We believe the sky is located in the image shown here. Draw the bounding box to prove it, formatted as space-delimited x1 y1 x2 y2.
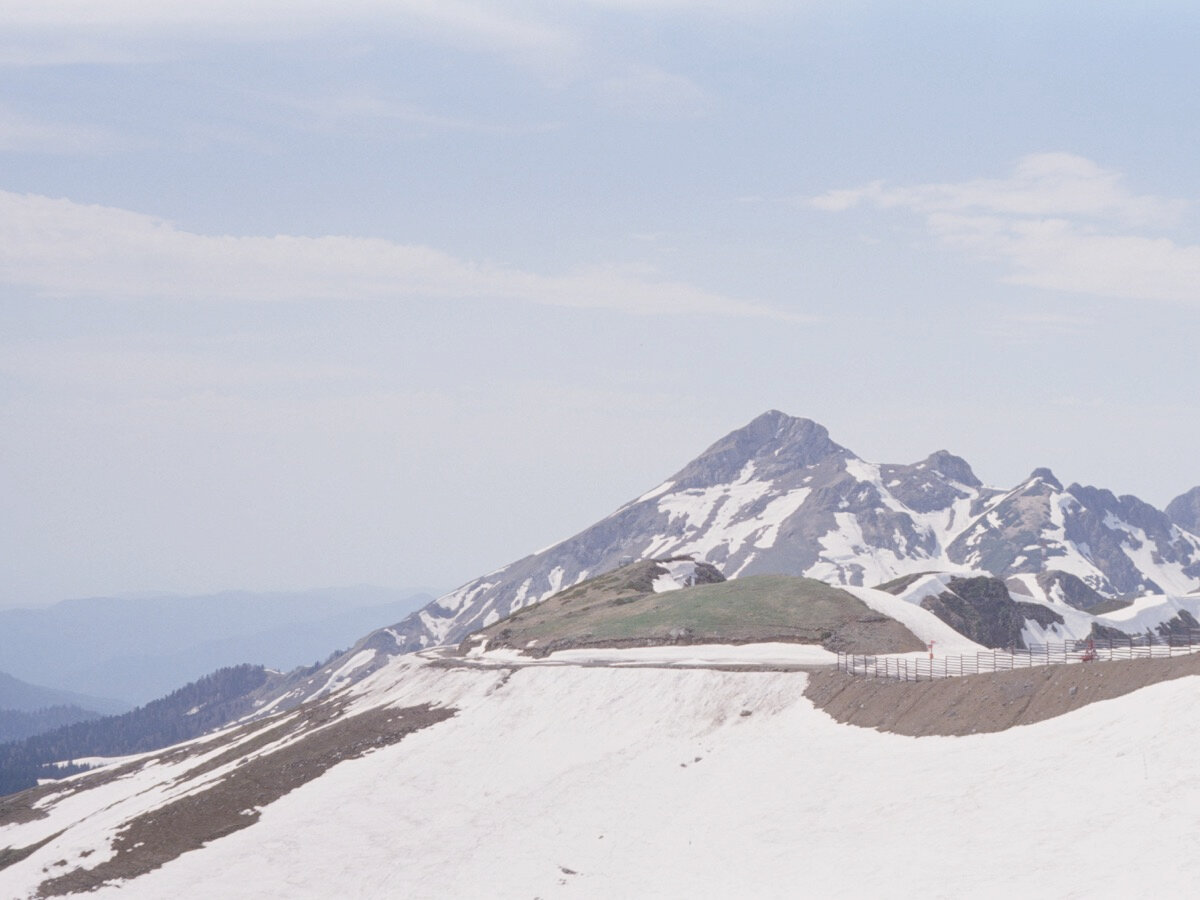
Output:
2 1 1200 607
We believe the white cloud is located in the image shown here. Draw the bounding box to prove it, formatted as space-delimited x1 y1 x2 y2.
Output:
0 2 726 125
0 190 798 321
810 153 1183 225
809 153 1200 305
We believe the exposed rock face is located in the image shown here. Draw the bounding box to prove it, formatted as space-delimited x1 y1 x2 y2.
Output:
1167 487 1200 534
669 410 849 487
1060 484 1200 594
947 470 1062 576
879 450 982 514
1155 609 1200 637
918 576 1064 650
1033 570 1108 611
333 411 1199 665
947 473 1200 595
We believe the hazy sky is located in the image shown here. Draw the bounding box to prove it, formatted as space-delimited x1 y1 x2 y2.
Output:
3 2 1199 606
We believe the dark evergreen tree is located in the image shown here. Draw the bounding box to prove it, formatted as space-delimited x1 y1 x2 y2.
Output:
0 665 269 797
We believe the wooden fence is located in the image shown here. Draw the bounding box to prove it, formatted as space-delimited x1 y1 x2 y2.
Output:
837 629 1200 682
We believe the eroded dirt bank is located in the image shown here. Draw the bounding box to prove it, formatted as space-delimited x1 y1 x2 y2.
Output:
805 652 1200 736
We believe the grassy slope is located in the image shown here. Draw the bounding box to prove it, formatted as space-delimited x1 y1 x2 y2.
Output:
476 572 925 656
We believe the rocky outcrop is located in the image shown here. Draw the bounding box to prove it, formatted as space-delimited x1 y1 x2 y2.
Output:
1033 570 1108 611
918 576 1064 649
1167 487 1200 535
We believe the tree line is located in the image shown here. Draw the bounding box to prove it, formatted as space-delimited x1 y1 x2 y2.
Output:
0 664 269 796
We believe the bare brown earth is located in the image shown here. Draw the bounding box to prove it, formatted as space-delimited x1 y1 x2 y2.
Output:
0 756 159 831
805 652 1200 737
2 700 454 898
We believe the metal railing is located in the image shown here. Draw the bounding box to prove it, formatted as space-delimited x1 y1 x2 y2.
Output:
837 629 1200 682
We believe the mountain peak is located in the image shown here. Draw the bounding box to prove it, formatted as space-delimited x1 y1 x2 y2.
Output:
921 450 982 488
1028 467 1063 490
671 411 847 488
1167 486 1200 533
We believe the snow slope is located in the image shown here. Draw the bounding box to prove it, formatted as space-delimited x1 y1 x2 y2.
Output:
462 643 839 667
6 654 1200 899
841 583 988 654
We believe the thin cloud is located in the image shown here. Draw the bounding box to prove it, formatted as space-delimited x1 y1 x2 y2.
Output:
0 2 726 128
597 64 711 120
809 153 1183 225
273 91 557 137
0 190 801 322
576 0 784 14
0 1 572 68
0 104 129 153
0 340 371 394
983 310 1092 343
809 153 1200 305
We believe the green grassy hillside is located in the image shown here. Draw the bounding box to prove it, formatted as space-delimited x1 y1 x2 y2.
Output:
469 567 924 657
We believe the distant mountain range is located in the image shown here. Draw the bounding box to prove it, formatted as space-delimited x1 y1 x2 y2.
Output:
0 706 103 746
0 664 280 796
0 671 126 744
0 671 127 717
0 586 434 705
355 410 1200 658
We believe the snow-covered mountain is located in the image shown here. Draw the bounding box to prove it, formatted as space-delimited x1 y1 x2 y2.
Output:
948 470 1200 596
373 410 1200 656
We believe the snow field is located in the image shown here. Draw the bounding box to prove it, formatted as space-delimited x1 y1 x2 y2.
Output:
0 707 310 892
842 583 987 654
42 657 1200 900
643 462 813 566
461 642 839 667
